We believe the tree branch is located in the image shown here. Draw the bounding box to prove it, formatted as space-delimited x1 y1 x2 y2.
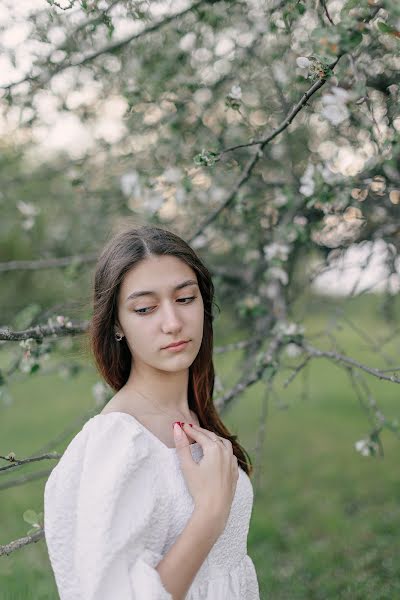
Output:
0 321 89 341
0 452 61 474
301 341 400 384
0 253 98 272
1 0 206 91
0 528 44 557
0 468 54 491
189 57 341 243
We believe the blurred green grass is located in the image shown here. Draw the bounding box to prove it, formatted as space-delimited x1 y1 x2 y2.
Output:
0 292 399 599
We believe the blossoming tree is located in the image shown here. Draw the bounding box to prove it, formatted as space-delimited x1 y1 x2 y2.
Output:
0 0 399 559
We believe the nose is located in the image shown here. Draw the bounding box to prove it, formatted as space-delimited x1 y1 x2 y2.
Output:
160 301 184 333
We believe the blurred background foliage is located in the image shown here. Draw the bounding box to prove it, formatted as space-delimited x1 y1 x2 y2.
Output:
0 0 399 597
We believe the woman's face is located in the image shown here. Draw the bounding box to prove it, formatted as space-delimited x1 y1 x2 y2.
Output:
116 255 204 372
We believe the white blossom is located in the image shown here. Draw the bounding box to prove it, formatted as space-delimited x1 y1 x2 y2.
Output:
263 242 291 261
317 163 342 184
321 103 349 126
285 343 302 357
299 182 314 196
320 87 354 126
19 338 35 350
296 56 311 79
120 171 140 197
330 87 352 102
17 200 40 217
354 439 371 456
162 167 181 183
294 215 308 227
228 84 242 100
273 190 288 207
275 321 305 336
267 266 289 285
354 438 379 457
296 56 310 69
283 322 304 335
17 200 40 230
259 281 280 299
299 163 315 197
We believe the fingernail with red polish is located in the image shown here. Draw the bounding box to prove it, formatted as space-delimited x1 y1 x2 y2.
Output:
189 423 193 427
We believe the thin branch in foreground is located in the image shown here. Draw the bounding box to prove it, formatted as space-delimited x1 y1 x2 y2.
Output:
215 56 342 160
0 452 61 474
0 320 89 341
301 342 400 384
282 355 312 388
337 309 397 367
0 529 44 557
321 0 335 25
0 468 53 491
1 0 205 92
189 57 341 243
0 252 98 272
215 331 286 412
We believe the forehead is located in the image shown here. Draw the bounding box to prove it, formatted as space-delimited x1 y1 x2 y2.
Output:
120 255 197 295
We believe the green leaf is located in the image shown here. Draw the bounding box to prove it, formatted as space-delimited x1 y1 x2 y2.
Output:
23 509 39 526
182 175 192 193
377 21 400 38
296 2 306 15
339 0 359 17
193 150 218 167
340 30 363 51
377 21 392 34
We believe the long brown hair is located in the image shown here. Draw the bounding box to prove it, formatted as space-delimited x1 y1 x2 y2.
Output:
88 224 253 477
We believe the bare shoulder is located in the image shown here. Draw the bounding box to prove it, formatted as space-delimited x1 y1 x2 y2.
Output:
99 405 117 416
99 392 154 420
99 392 131 416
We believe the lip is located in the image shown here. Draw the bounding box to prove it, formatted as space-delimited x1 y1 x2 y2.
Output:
163 340 189 350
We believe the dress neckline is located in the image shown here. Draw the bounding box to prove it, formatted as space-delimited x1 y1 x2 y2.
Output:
94 411 200 452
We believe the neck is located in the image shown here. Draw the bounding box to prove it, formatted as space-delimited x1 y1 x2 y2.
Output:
123 365 191 415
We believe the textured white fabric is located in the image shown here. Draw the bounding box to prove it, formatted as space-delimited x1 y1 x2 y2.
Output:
44 412 260 599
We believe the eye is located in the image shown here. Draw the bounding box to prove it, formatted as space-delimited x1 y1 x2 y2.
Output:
134 296 196 315
177 296 196 304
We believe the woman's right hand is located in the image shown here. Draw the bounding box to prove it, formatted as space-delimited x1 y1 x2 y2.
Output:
173 422 239 533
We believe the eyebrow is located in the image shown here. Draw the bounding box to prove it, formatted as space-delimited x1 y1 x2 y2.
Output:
125 279 199 302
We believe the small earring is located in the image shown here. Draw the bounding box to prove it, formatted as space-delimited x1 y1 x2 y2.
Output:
115 332 124 341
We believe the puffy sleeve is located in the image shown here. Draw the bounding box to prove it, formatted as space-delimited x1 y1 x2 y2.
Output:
44 414 173 600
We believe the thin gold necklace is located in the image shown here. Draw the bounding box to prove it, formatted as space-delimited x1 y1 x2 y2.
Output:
132 387 191 423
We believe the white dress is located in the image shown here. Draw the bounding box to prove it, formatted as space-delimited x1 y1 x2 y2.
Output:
44 411 261 600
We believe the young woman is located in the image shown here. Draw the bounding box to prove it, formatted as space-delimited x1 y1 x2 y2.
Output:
44 224 260 599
